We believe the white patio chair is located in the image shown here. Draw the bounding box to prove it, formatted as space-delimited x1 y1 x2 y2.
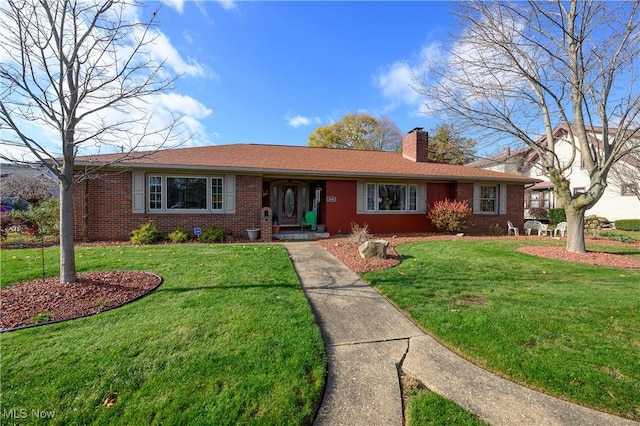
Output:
554 221 567 237
539 223 549 236
507 221 519 236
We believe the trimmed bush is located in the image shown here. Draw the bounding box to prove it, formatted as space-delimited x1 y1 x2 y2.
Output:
130 223 163 245
168 229 191 243
200 225 226 243
615 219 640 231
548 208 566 225
428 199 473 233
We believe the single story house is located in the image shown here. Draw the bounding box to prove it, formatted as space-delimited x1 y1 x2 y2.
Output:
72 128 536 241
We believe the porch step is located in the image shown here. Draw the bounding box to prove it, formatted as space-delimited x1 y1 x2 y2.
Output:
272 232 330 241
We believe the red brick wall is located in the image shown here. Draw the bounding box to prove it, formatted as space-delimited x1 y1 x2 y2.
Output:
456 183 524 234
73 172 262 241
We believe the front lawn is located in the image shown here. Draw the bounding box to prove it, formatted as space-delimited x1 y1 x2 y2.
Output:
1 244 326 425
364 239 640 420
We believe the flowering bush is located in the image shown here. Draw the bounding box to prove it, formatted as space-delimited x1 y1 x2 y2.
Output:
428 199 473 233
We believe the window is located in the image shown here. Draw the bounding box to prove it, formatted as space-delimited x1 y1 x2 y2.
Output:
149 176 162 210
147 175 230 212
573 187 586 196
621 183 637 196
211 178 224 210
167 177 206 209
473 183 507 215
378 184 406 210
526 190 550 209
361 182 423 213
478 185 497 213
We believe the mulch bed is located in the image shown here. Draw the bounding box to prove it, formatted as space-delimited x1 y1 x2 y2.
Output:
0 271 162 331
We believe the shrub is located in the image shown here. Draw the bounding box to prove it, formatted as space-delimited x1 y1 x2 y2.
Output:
200 225 226 243
348 222 371 246
527 208 549 221
6 197 59 236
615 219 640 231
599 231 636 244
130 223 163 245
168 228 191 243
548 208 566 225
488 222 504 236
428 199 473 233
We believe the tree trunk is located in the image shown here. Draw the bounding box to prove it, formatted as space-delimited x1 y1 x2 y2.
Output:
59 183 77 283
565 205 586 254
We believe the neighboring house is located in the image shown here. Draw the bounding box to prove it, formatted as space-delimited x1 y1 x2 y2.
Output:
72 128 536 242
469 124 640 221
0 162 58 209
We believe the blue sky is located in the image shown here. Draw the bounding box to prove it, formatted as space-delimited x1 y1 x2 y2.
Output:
150 0 455 147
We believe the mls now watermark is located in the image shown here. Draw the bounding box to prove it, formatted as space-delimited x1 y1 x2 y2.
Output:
3 407 56 420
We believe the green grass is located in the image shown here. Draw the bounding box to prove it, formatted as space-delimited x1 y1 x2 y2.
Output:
364 239 640 420
405 391 488 426
1 244 326 425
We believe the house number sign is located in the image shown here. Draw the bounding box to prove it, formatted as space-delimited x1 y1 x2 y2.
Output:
326 196 336 202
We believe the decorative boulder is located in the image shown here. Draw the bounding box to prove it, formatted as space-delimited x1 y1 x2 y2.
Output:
358 239 389 259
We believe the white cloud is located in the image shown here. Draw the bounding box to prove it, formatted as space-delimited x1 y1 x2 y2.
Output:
374 42 443 114
287 114 320 128
162 0 185 13
216 0 237 11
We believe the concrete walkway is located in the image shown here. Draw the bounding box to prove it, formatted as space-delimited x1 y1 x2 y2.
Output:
285 241 637 426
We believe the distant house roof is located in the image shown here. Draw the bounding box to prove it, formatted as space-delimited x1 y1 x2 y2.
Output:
75 143 537 183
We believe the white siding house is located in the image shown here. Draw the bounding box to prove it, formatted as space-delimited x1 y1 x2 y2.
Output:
469 126 640 222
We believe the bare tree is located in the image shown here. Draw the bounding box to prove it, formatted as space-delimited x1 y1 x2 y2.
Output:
415 0 640 253
0 173 57 207
0 0 184 282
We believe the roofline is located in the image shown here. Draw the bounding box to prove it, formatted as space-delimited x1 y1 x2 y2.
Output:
73 160 539 184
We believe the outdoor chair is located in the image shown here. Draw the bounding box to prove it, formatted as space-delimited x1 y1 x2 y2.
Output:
538 223 549 236
554 221 567 237
301 211 317 231
507 221 519 236
524 220 542 235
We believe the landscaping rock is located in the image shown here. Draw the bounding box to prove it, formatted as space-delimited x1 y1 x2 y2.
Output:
358 239 389 259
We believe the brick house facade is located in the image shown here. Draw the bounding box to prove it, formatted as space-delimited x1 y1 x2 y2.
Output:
73 128 536 242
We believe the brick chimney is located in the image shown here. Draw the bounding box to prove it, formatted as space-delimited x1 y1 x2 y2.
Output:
402 127 429 162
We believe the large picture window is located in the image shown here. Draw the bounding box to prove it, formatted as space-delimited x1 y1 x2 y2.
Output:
167 177 207 209
147 175 227 212
364 183 419 212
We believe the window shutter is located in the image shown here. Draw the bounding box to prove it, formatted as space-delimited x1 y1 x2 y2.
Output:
356 182 365 213
499 184 507 214
132 172 145 213
418 184 427 213
224 175 236 213
472 184 480 213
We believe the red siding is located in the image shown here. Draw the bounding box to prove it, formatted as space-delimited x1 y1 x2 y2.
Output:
324 180 432 235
